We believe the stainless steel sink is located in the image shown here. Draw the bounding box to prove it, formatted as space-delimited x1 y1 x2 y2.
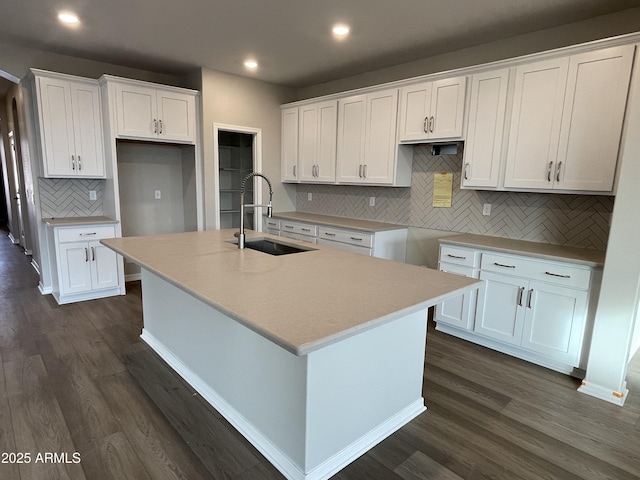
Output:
231 238 315 256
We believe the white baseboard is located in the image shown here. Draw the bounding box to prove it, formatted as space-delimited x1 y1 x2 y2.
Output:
141 330 425 480
31 259 41 276
38 282 52 295
8 232 18 244
578 380 628 406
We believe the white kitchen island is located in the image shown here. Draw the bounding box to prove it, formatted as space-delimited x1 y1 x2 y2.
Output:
102 229 479 480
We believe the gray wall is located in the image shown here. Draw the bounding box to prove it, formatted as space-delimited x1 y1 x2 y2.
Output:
199 68 296 229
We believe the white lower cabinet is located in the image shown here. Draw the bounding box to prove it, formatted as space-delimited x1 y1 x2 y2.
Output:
49 224 122 304
436 242 598 375
435 245 479 330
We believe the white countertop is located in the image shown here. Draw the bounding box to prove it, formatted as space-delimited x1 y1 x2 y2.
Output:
102 229 479 355
270 212 406 232
43 216 118 227
439 233 606 267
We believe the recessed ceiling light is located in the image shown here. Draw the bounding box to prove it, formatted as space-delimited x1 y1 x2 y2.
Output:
244 60 258 69
58 11 79 24
332 24 350 37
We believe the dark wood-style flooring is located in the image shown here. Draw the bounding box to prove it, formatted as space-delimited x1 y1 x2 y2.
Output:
1 225 639 480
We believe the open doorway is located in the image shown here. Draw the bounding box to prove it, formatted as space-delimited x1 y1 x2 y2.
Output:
213 124 262 230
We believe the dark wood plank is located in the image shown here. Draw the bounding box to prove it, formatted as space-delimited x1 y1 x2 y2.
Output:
80 431 152 480
394 450 465 480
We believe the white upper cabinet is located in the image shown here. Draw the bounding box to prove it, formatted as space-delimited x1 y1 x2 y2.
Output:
555 45 635 192
336 89 411 186
504 57 569 190
398 76 466 143
109 79 197 144
462 69 510 189
298 100 337 183
504 45 634 193
281 107 299 182
34 71 105 178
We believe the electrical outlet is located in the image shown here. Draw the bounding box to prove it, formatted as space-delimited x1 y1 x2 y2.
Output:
483 203 491 216
155 190 162 200
89 190 97 201
369 196 375 207
308 192 312 201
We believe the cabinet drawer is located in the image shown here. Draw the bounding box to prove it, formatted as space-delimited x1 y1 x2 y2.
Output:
280 220 317 237
263 218 281 230
481 252 591 289
57 225 116 243
438 262 478 279
318 227 373 248
439 245 479 267
280 231 318 244
264 228 280 236
317 238 371 256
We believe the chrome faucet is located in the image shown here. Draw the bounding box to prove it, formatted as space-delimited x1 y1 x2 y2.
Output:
236 172 273 249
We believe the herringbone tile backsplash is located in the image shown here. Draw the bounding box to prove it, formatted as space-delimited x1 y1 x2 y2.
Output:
297 145 613 250
39 178 105 218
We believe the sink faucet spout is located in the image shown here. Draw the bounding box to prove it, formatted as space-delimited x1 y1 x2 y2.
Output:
237 172 273 249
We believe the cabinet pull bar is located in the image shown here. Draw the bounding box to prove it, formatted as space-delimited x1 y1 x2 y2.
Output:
324 232 336 237
423 116 429 133
527 289 533 308
302 228 311 232
464 163 469 181
447 254 466 259
494 262 516 268
78 156 82 171
350 237 363 241
359 165 363 178
79 232 97 236
159 119 163 134
71 155 75 170
84 247 89 262
547 161 553 182
153 119 158 133
91 247 95 262
430 116 434 133
556 161 562 182
363 164 367 178
517 286 525 306
284 225 294 229
545 271 571 279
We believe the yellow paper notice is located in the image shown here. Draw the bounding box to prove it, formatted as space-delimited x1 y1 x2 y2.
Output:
433 173 453 207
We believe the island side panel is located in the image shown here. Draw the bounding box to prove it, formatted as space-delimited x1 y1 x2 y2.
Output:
139 269 309 476
305 309 428 474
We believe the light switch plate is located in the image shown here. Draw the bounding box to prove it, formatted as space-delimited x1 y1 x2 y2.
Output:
308 192 312 201
89 190 97 201
483 203 491 216
369 196 375 207
155 190 162 200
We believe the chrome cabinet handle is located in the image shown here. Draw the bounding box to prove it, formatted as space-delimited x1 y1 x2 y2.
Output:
293 165 296 177
159 119 163 134
284 225 294 229
430 116 434 133
359 165 363 178
556 161 562 182
324 232 336 237
545 271 571 279
363 164 367 178
84 247 89 262
350 236 363 241
494 262 516 269
464 163 469 181
547 161 553 182
153 119 158 133
79 232 97 236
313 165 317 177
302 228 311 232
72 155 75 170
517 286 525 306
78 156 82 171
527 289 533 308
423 116 429 133
91 246 95 261
447 254 466 260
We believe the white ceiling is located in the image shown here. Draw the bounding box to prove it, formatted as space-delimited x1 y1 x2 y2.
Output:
0 0 639 92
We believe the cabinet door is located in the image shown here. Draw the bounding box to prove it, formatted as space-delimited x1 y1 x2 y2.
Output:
157 91 196 143
37 77 76 176
71 82 105 177
555 45 634 192
462 69 509 188
435 263 477 330
115 83 158 139
89 241 119 290
475 271 525 345
521 281 588 365
398 82 432 142
315 101 337 182
298 104 319 182
504 58 568 189
58 242 92 295
281 107 299 182
336 95 367 183
362 89 398 184
430 77 466 140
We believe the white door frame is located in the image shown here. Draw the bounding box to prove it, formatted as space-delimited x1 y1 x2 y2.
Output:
213 123 263 231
